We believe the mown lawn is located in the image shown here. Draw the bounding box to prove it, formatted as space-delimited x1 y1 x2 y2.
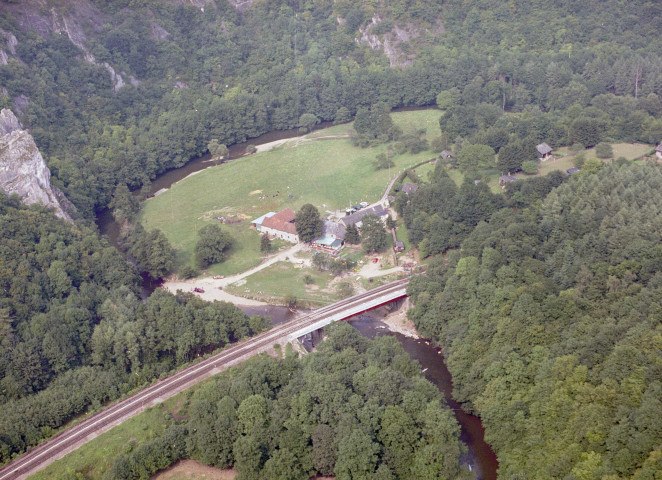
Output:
223 262 338 307
140 110 442 274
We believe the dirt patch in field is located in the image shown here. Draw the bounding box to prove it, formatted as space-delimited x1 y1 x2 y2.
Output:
249 190 262 195
151 460 237 480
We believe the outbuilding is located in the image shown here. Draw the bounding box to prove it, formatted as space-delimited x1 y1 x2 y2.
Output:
499 175 519 188
536 143 553 160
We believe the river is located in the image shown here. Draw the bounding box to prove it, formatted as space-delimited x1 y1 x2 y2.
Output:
96 105 497 479
232 304 498 480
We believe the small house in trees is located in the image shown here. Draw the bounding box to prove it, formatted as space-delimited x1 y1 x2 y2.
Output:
566 167 580 175
260 208 299 243
656 144 662 159
440 150 454 159
402 183 419 195
536 143 553 160
499 175 519 188
394 240 405 253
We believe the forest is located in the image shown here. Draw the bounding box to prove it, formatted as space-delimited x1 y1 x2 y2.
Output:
405 163 662 478
0 0 662 477
0 0 660 216
104 323 471 480
0 192 268 463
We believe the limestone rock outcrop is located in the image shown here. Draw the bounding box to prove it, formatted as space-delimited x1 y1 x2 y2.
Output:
0 109 73 222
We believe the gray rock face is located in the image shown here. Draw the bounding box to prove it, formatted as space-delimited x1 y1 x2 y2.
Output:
0 109 73 222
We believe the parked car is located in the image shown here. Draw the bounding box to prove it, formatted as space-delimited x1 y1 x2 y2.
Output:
193 287 205 293
372 258 379 263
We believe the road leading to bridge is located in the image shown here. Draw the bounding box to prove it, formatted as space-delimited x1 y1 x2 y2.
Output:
0 278 409 480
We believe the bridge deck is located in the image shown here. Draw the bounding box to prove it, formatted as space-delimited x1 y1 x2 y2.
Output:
0 278 410 480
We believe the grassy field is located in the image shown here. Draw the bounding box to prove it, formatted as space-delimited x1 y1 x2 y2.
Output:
224 261 338 306
30 401 177 479
140 110 442 274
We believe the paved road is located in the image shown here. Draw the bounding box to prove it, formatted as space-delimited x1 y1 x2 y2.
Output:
0 278 409 480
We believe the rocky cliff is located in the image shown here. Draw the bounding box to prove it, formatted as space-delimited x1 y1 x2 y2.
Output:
0 109 73 222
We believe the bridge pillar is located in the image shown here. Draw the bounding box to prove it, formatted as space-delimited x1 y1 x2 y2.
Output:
298 327 325 352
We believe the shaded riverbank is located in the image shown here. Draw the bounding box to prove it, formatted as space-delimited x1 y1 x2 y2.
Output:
349 308 498 480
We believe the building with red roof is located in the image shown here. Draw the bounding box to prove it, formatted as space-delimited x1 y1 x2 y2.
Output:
260 208 299 243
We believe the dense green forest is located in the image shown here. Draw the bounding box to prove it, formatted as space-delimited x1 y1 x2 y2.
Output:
1 0 661 215
405 163 662 478
2 0 662 476
104 323 471 480
0 192 267 463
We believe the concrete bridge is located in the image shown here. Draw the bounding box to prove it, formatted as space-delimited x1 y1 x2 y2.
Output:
0 277 410 480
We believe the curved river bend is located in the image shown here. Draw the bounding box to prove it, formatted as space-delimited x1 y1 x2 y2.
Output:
96 108 498 479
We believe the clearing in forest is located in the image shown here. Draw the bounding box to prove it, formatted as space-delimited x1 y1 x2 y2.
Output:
140 110 441 275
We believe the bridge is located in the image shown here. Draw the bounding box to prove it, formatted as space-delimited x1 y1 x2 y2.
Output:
0 278 410 480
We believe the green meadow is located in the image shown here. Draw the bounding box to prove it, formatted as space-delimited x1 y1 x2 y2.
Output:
140 110 441 274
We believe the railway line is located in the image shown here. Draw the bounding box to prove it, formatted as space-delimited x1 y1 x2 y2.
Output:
0 278 409 480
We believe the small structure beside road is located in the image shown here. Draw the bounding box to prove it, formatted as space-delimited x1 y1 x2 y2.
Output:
341 204 388 228
402 182 419 195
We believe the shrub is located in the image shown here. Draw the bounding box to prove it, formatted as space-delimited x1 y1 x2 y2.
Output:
179 265 198 279
595 142 614 159
521 160 539 175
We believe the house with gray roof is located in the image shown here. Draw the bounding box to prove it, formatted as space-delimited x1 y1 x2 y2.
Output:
656 144 662 159
402 183 419 195
340 204 387 228
537 142 553 160
499 175 519 188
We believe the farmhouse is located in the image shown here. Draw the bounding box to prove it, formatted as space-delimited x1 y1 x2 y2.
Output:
312 220 346 255
499 175 519 188
260 208 299 243
394 240 405 253
537 143 553 160
440 150 454 159
341 205 388 228
402 183 419 195
251 211 276 232
656 144 662 159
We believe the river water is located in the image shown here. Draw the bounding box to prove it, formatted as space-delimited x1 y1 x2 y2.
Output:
234 305 498 480
96 105 497 479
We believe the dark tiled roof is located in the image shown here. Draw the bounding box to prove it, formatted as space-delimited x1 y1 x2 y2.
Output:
440 150 454 158
340 205 387 227
499 175 519 182
566 167 580 174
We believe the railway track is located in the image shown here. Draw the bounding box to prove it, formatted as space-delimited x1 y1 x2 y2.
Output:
0 278 409 480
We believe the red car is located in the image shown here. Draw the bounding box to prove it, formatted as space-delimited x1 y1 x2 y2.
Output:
372 258 379 263
193 287 205 293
